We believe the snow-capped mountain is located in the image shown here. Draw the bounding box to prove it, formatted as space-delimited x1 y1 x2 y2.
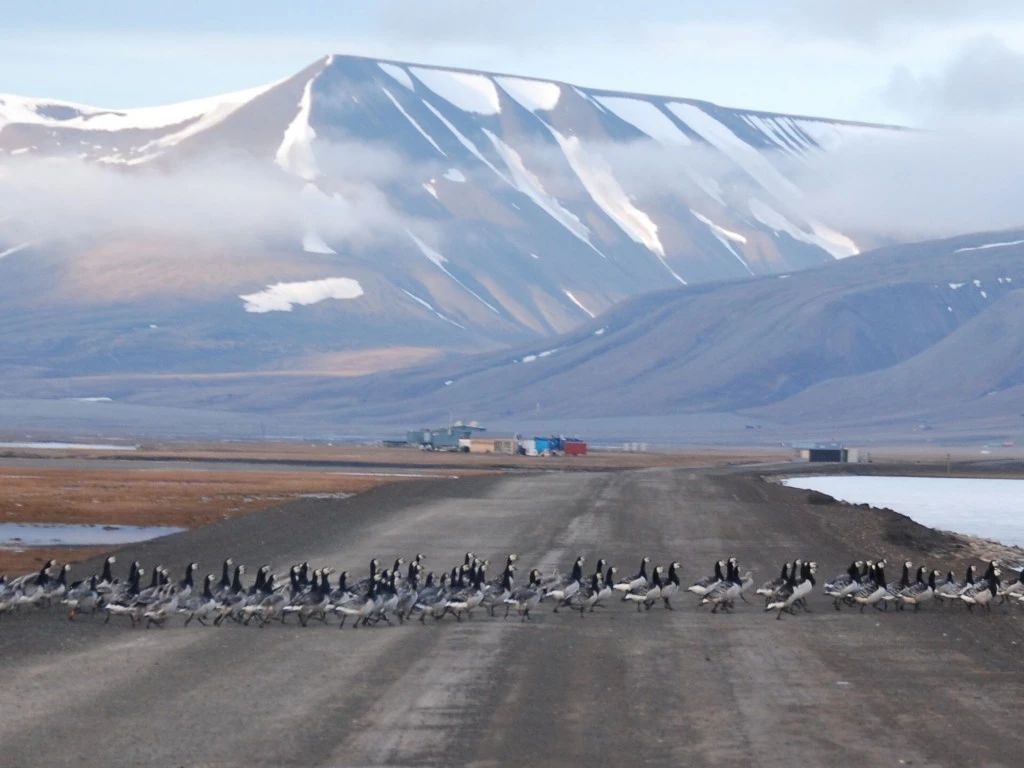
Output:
0 54 892 385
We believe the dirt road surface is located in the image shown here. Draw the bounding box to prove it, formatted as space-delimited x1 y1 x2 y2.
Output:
1 467 1022 767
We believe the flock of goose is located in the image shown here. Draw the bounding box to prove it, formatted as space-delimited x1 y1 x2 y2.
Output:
0 553 1020 629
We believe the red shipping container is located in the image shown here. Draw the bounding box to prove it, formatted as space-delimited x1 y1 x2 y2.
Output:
563 440 587 456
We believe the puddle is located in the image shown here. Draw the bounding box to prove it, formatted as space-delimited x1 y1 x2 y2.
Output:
0 522 185 548
0 441 138 451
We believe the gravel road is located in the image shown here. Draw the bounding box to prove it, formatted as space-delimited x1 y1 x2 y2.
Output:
1 467 1022 767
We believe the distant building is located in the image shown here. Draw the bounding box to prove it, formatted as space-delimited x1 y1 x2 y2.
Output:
794 442 859 463
519 436 588 456
459 436 518 455
407 423 486 450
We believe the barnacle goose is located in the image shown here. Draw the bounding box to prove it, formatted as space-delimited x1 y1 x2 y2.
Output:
898 569 938 611
823 560 864 610
613 557 650 595
688 560 726 599
504 569 543 621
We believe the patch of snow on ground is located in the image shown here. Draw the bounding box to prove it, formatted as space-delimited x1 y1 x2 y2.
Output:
749 199 858 259
411 68 501 115
522 348 561 364
421 101 510 183
563 289 596 318
973 279 982 287
69 397 113 402
0 441 137 451
594 327 606 335
275 74 321 180
668 102 801 200
408 233 500 315
0 242 30 260
782 475 1024 547
595 96 692 145
548 127 684 283
381 87 447 156
443 168 466 182
422 181 438 198
949 282 965 290
495 76 561 111
240 277 364 313
378 62 415 90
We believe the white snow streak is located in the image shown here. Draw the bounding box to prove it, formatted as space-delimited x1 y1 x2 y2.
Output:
0 242 30 260
749 199 858 259
408 232 500 315
954 239 1024 253
378 62 414 90
240 277 364 313
668 102 801 200
563 289 596 318
381 87 447 157
496 77 562 112
411 68 501 115
275 75 321 180
595 97 692 145
443 168 466 182
548 126 684 284
690 210 753 275
482 129 598 251
400 289 466 329
421 101 510 184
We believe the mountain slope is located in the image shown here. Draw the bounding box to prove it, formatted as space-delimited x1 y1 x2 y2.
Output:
256 230 1024 432
0 54 893 385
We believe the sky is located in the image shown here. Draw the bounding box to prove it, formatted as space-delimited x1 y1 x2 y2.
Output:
4 1 1024 124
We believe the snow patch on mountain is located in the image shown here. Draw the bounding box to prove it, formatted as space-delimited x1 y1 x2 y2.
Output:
483 128 594 246
408 232 501 315
595 97 692 145
548 126 684 282
381 87 447 157
691 210 753 274
954 239 1024 253
0 242 30 260
496 77 561 112
275 74 321 180
563 289 596 318
400 288 466 329
443 168 466 182
421 101 509 184
378 62 414 90
668 102 801 200
302 232 336 254
749 199 858 259
240 277 364 313
411 68 501 115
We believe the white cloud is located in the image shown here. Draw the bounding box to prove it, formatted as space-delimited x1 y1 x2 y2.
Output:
0 142 431 252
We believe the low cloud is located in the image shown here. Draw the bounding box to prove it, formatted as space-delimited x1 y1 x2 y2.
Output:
784 120 1024 241
0 141 434 252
